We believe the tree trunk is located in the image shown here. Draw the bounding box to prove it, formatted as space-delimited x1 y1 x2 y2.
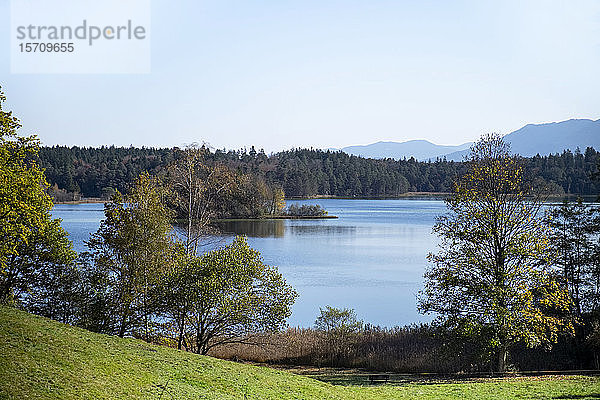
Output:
118 319 127 338
144 305 149 342
0 284 10 304
177 315 185 350
118 302 130 337
497 346 507 373
1 265 16 304
195 323 202 354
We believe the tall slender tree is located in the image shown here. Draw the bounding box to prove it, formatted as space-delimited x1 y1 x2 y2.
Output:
165 145 234 255
546 199 600 317
269 186 286 215
87 173 176 339
546 198 600 368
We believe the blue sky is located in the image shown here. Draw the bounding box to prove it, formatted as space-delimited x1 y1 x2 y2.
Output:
1 0 600 152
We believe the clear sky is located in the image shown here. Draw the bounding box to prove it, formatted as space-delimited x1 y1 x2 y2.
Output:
1 0 599 152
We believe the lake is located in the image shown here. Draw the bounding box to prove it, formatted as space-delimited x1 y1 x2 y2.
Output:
51 199 445 327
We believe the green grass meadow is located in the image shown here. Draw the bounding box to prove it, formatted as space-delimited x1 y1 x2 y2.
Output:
1 306 598 399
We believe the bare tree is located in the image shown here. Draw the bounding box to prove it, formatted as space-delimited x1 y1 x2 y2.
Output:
165 144 234 255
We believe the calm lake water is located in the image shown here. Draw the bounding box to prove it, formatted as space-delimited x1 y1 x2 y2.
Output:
51 199 445 327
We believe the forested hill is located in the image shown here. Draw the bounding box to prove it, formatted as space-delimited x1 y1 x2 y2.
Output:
39 146 175 198
38 145 600 199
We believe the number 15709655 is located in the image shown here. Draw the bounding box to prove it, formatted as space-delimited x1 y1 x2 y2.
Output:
19 42 74 52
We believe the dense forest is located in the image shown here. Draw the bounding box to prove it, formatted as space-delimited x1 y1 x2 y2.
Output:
38 145 600 199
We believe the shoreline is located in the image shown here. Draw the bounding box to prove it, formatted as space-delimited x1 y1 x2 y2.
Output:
53 192 447 205
53 192 599 205
53 198 105 205
287 192 450 200
214 215 338 221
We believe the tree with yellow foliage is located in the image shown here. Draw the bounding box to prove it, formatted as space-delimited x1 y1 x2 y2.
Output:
419 133 574 372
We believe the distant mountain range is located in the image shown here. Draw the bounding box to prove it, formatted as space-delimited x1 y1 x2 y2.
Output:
340 140 472 161
337 118 600 161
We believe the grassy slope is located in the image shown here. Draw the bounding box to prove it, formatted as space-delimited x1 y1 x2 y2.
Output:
1 306 599 400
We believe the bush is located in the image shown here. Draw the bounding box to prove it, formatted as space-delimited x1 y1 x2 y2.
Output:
284 204 327 217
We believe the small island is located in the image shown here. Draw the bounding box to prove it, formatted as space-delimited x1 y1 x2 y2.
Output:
216 204 337 221
264 203 337 219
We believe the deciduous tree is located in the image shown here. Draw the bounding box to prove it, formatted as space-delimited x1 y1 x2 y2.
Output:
314 306 363 365
0 87 76 304
165 144 234 254
269 186 286 215
87 173 176 339
182 236 297 354
419 133 574 372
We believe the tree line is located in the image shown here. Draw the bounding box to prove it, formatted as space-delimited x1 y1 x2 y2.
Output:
39 144 600 200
